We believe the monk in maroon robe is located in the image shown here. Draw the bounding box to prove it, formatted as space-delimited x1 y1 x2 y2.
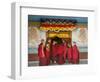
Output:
51 41 57 64
67 44 73 63
62 40 68 63
72 42 79 64
57 44 65 64
38 39 47 66
46 39 52 64
44 43 50 65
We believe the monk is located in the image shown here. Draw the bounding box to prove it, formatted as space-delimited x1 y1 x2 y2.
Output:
38 39 47 66
44 43 50 65
62 39 68 63
57 43 65 65
67 44 73 64
46 39 52 64
51 41 57 64
72 42 80 64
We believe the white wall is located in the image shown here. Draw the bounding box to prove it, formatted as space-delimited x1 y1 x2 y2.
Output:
0 0 100 81
72 28 88 52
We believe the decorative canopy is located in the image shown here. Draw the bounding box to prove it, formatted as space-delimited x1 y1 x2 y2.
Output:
40 18 77 31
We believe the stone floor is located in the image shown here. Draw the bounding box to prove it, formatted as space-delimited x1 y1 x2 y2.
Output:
28 59 88 67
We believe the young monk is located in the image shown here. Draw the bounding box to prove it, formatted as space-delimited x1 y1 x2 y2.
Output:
62 39 68 63
46 39 52 64
51 40 57 64
38 39 47 66
72 42 80 64
44 43 50 65
57 42 65 65
67 43 73 64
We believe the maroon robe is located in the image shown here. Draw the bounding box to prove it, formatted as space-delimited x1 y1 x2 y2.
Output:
57 44 65 64
63 43 68 62
67 47 73 63
45 48 50 65
51 44 58 63
72 45 79 64
38 43 47 66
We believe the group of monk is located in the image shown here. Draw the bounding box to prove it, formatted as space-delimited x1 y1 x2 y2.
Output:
38 38 80 66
